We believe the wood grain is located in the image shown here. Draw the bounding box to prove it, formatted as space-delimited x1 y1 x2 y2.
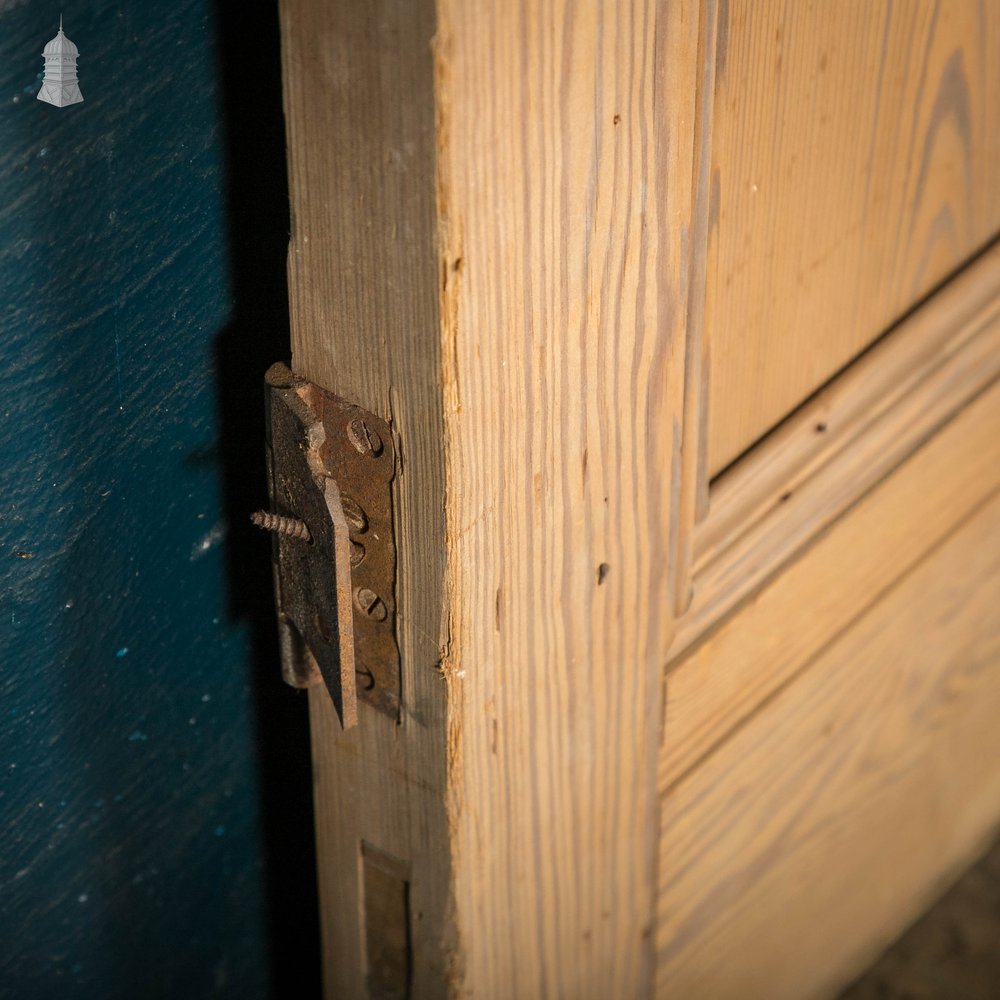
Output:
672 0 721 614
279 0 453 995
434 1 705 994
674 245 1000 657
279 3 1000 995
706 0 1000 475
696 242 1000 576
656 490 1000 999
663 377 1000 793
281 0 711 993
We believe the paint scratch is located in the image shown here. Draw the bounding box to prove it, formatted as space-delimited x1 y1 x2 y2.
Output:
190 521 227 561
114 307 124 412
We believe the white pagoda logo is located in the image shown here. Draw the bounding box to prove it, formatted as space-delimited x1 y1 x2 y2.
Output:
37 17 83 108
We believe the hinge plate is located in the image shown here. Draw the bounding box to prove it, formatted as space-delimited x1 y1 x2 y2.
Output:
262 362 400 727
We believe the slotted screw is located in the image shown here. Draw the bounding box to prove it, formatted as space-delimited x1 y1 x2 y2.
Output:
355 587 388 622
340 496 368 534
251 510 312 543
347 417 383 457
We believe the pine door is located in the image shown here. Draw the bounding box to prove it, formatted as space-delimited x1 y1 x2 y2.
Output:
277 2 1000 996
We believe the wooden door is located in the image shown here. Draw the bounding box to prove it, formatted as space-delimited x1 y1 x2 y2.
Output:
277 1 1000 997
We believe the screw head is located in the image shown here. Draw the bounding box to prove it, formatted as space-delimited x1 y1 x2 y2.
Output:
347 417 383 457
340 496 369 534
355 587 388 622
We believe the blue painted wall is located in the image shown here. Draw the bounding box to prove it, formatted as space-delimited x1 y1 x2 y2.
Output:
0 2 319 996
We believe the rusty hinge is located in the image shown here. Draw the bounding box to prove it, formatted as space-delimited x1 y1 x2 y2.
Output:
254 362 400 728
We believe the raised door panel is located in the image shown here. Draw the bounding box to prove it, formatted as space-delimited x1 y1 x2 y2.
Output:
706 0 1000 475
656 486 1000 998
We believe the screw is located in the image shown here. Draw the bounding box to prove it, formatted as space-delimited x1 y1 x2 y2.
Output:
347 417 383 457
340 496 369 534
251 510 312 543
355 587 388 622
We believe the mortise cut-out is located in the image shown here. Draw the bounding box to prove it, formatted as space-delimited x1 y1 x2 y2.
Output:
362 842 411 1000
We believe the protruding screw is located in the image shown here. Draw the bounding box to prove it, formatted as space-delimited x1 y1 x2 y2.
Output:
251 510 312 543
347 417 383 457
355 587 388 622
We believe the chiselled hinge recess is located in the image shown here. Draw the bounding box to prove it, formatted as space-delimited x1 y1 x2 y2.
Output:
257 362 400 728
